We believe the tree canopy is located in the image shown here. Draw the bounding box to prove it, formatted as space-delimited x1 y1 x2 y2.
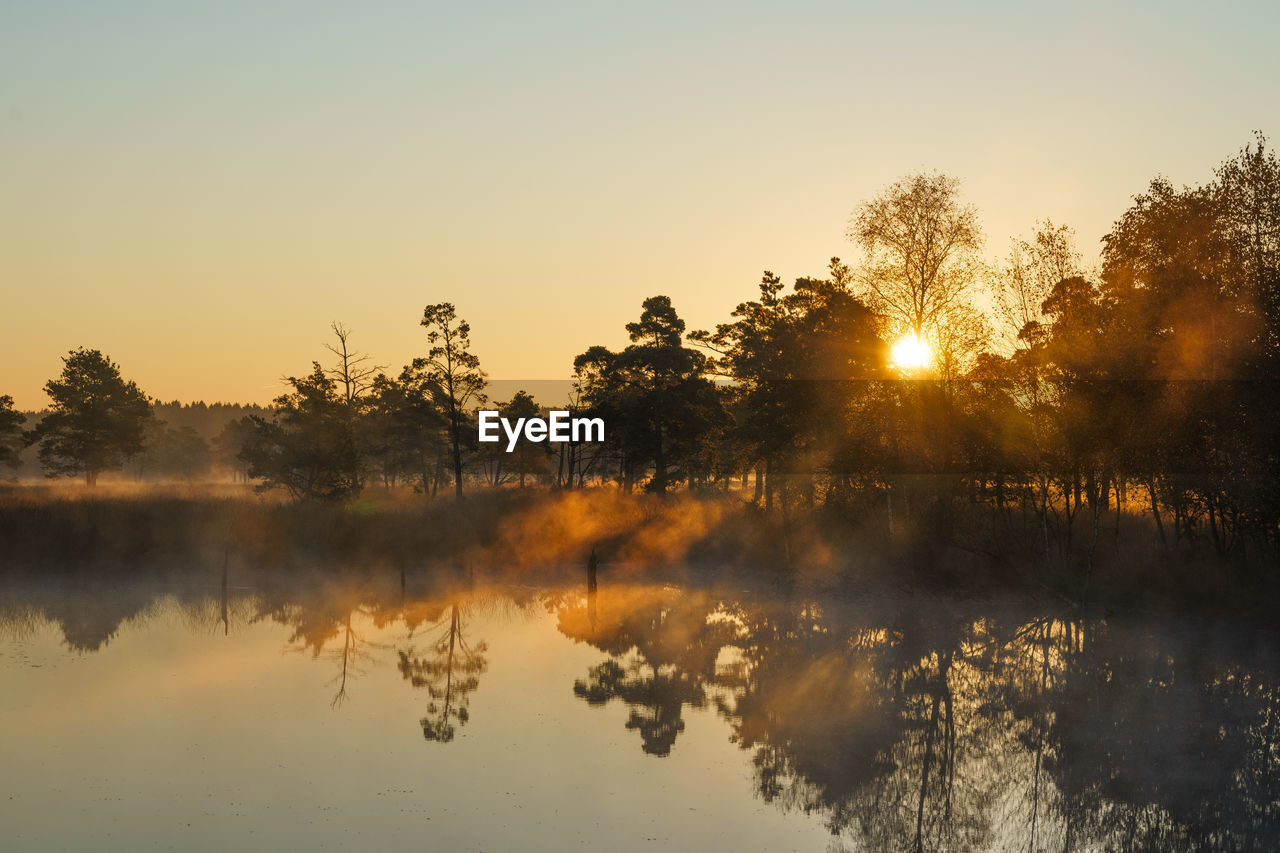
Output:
28 348 152 485
239 363 362 500
0 395 24 472
419 303 487 499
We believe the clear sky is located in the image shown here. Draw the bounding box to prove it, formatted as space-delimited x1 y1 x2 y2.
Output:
3 0 1278 408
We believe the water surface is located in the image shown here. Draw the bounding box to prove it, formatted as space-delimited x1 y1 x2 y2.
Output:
1 565 1277 851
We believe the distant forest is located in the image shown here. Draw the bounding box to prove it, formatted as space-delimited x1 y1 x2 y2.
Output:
4 135 1279 565
3 401 267 482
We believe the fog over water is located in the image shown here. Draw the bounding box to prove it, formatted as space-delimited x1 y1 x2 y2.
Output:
2 559 1276 852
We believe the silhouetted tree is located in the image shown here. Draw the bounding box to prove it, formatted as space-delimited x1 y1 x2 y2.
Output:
27 348 152 486
0 395 24 472
418 303 486 499
692 260 885 509
323 321 385 407
996 220 1084 348
1215 133 1280 364
477 390 551 487
848 172 984 349
239 363 361 500
575 296 722 493
361 369 449 492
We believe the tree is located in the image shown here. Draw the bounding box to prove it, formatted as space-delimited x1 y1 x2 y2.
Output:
1101 176 1245 380
575 296 722 493
691 260 886 507
1214 132 1280 365
476 390 551 488
147 424 213 480
323 321 384 407
1090 139 1280 553
28 348 152 485
215 416 258 482
996 220 1084 348
0 395 24 472
239 363 361 500
361 368 449 493
848 172 984 350
418 304 486 499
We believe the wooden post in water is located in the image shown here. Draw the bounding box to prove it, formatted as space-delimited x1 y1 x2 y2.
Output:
219 550 229 637
586 546 599 630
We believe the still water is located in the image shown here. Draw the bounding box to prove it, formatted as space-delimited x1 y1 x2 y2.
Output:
1 566 1277 851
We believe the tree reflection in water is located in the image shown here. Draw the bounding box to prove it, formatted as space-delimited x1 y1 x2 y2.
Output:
398 601 488 742
556 578 1280 852
251 581 388 709
559 584 731 756
3 564 1276 850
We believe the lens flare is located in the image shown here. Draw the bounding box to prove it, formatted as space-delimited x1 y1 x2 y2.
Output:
891 334 931 370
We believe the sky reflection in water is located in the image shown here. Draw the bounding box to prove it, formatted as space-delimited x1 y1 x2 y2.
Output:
1 567 1277 852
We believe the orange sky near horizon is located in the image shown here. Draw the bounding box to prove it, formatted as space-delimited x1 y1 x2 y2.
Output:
3 1 1277 410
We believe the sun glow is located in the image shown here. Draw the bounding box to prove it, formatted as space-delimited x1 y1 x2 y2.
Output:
891 334 932 371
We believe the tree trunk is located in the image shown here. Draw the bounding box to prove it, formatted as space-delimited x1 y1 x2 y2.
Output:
450 405 463 500
652 423 667 494
432 452 444 498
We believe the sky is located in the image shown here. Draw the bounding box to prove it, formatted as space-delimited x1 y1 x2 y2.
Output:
2 0 1278 409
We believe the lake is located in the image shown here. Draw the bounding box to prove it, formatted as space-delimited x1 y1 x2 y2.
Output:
1 562 1277 851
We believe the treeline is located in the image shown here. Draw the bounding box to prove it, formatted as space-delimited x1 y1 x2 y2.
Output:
4 136 1278 563
1 396 266 483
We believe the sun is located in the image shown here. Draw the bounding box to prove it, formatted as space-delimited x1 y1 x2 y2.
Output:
891 334 932 371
